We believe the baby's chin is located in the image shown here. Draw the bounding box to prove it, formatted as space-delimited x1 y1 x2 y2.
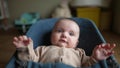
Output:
56 43 67 48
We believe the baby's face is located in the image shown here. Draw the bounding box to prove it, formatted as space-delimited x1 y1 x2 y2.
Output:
51 19 80 48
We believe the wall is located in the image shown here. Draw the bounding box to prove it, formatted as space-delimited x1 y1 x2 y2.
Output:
113 0 120 34
7 0 61 22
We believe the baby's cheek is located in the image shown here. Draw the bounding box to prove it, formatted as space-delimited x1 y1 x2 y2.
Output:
69 41 76 48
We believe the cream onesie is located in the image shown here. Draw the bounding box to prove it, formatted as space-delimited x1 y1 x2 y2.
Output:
17 45 97 67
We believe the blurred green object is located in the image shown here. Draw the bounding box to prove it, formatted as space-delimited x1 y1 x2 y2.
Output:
15 12 40 25
15 12 40 34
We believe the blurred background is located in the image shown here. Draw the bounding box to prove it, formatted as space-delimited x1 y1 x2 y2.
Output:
0 0 120 67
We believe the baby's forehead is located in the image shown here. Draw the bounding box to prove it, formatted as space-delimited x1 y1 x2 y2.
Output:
57 19 79 27
55 19 80 31
56 19 78 26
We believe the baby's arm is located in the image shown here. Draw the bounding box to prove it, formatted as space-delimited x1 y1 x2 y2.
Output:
91 43 116 61
81 43 116 67
13 35 39 62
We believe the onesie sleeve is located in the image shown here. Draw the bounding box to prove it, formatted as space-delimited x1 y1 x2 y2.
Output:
16 45 43 63
77 48 98 67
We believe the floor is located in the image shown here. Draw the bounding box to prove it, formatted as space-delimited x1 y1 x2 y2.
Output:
0 28 120 68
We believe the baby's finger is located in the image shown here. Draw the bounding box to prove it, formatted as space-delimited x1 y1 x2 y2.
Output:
18 36 24 41
22 36 31 46
106 51 114 56
105 43 116 50
23 40 29 46
110 43 116 49
28 37 33 42
101 43 113 50
101 43 107 47
13 37 18 41
22 35 28 40
13 41 20 48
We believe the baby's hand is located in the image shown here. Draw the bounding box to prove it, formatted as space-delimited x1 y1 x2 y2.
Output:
13 35 33 48
92 43 116 61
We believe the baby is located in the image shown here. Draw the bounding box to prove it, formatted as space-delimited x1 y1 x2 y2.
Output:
13 18 116 67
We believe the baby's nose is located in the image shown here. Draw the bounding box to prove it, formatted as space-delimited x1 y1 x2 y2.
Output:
61 32 67 38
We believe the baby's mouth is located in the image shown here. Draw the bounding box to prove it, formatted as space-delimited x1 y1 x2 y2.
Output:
58 39 68 47
59 39 67 43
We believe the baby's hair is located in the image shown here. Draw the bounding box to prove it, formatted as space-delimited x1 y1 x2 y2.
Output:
56 18 78 24
54 18 80 29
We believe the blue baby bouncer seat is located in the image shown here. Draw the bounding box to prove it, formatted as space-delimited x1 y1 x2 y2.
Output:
6 18 120 68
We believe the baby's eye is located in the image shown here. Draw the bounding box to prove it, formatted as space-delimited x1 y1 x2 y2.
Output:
56 29 63 33
69 32 74 36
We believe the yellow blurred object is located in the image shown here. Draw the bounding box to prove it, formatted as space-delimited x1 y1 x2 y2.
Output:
77 7 101 27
